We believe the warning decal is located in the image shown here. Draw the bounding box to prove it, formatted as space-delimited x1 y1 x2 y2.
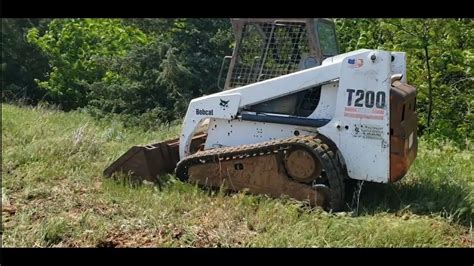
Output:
352 124 384 140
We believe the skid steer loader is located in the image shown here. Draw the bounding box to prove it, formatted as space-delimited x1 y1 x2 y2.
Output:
104 18 418 211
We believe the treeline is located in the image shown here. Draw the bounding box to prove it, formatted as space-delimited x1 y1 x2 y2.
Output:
2 18 472 145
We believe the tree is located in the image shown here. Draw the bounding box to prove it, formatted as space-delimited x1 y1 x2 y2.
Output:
1 19 51 103
27 19 151 110
381 19 473 142
382 19 443 132
127 18 234 96
86 19 234 128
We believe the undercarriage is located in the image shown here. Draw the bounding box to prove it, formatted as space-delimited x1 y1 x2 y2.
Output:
176 135 346 211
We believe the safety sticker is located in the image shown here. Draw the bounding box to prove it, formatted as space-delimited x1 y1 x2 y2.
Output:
352 124 384 140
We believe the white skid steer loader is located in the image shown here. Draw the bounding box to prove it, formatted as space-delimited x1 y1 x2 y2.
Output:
104 18 418 211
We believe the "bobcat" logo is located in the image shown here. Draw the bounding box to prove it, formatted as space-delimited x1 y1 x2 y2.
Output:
219 99 229 108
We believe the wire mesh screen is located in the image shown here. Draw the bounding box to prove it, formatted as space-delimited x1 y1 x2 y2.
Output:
229 21 310 88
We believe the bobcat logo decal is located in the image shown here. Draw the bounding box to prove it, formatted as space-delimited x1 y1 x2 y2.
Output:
219 99 229 108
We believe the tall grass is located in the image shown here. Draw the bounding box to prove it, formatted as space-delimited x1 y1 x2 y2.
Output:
2 103 473 247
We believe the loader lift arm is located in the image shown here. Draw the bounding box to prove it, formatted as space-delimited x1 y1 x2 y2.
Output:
179 49 372 159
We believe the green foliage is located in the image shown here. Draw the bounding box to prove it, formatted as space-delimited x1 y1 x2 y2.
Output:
85 19 233 127
1 19 51 103
127 18 234 96
85 40 191 127
26 19 151 110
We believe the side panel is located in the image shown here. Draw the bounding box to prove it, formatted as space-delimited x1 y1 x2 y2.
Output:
202 83 339 150
205 119 315 149
318 51 392 183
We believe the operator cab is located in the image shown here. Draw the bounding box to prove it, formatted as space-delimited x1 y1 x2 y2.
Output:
217 18 340 117
218 18 340 91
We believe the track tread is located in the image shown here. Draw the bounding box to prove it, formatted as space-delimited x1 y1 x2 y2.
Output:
176 135 346 211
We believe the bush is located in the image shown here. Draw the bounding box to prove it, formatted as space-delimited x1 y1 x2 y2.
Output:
85 41 194 127
27 19 151 110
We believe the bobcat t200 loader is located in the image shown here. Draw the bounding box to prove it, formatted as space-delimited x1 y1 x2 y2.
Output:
104 18 418 211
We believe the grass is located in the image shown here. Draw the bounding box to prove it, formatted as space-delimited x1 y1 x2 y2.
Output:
2 103 473 247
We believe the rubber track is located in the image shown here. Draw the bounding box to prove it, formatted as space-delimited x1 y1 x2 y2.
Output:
175 135 346 211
